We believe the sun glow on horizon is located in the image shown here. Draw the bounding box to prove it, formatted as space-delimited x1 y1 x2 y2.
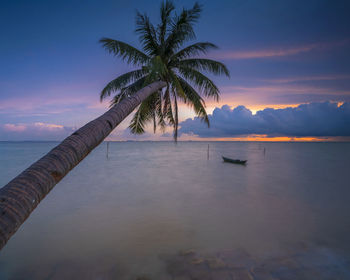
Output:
175 134 350 142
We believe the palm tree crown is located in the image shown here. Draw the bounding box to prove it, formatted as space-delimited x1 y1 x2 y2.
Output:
100 0 229 140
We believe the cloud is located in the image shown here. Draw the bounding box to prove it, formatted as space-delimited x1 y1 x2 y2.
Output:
31 122 65 130
0 95 105 114
215 45 317 60
212 40 349 60
3 124 27 132
179 102 350 138
259 74 350 84
0 122 75 141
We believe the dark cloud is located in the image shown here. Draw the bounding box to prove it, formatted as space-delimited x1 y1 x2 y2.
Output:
179 102 350 137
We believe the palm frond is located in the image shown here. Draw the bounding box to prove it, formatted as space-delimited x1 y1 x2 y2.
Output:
129 92 158 134
158 0 175 44
110 76 149 106
173 91 179 142
164 2 203 56
168 70 186 100
177 58 230 77
177 76 209 126
155 90 166 130
185 2 202 23
100 69 146 101
178 66 220 101
99 38 149 65
163 86 175 126
171 42 217 61
129 104 149 134
136 12 159 55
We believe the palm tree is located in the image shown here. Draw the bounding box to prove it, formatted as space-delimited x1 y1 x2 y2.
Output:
0 1 229 250
100 1 229 140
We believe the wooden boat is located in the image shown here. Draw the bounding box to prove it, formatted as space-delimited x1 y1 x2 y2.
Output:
222 156 247 165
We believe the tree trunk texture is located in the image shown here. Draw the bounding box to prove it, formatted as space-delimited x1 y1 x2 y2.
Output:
0 81 166 250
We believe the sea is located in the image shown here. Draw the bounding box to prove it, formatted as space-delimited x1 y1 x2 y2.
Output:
0 141 349 279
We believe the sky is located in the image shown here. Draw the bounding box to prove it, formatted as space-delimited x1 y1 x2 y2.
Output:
0 0 350 141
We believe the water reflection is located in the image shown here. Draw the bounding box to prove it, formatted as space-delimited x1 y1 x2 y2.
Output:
0 142 349 279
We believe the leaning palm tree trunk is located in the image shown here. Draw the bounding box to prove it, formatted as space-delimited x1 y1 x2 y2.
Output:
0 81 166 250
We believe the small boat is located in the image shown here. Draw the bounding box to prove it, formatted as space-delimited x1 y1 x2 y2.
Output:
222 156 247 165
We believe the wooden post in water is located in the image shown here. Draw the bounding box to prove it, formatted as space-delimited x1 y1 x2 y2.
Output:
106 141 110 159
207 144 209 160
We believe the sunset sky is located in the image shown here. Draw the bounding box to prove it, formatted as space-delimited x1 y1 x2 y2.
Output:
1 0 349 141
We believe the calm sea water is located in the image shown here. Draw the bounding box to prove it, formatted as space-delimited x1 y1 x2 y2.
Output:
0 141 350 279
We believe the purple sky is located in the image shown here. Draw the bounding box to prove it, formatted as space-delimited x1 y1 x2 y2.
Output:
1 0 350 141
